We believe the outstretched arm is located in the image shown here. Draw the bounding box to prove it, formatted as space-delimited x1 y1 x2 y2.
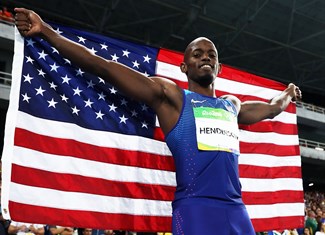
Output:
14 8 183 134
235 83 302 125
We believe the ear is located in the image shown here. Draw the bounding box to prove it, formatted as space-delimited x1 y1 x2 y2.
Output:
180 62 187 74
217 63 222 74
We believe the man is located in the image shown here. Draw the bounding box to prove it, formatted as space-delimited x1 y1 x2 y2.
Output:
14 8 301 235
8 221 44 235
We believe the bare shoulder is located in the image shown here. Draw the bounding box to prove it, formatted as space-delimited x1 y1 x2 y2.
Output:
220 94 241 113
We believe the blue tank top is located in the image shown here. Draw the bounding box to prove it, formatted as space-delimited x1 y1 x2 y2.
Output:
165 90 244 209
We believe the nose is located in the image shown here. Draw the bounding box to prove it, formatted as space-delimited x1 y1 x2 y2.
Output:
202 53 211 61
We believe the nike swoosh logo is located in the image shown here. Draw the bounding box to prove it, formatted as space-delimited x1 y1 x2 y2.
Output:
191 99 206 104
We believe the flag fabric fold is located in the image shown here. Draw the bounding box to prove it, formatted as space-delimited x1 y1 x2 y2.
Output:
1 25 304 232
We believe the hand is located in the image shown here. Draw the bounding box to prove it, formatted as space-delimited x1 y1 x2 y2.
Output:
287 83 302 101
14 8 44 37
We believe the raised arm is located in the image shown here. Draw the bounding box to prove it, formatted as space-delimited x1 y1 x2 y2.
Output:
226 83 301 125
14 8 183 134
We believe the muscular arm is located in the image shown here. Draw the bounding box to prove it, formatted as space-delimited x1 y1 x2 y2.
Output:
225 83 302 125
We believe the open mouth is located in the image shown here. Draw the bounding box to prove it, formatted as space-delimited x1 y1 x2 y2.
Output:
199 64 213 69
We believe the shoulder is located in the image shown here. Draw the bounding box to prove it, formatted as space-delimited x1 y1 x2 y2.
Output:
220 94 241 113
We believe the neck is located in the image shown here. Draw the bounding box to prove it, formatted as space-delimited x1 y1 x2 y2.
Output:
188 82 216 97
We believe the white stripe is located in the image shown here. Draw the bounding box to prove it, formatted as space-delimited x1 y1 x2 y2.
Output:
240 178 303 192
13 146 176 186
239 154 301 167
239 130 299 145
156 61 282 99
246 203 305 219
261 110 297 125
16 111 172 156
10 182 172 216
156 61 187 82
1 29 25 219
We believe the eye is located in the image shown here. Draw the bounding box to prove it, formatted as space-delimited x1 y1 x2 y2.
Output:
193 52 201 58
209 53 216 58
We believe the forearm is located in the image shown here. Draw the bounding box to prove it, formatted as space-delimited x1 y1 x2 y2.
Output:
39 23 102 76
268 86 294 118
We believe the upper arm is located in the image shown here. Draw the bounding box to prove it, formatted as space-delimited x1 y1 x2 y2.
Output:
238 100 279 124
222 95 279 125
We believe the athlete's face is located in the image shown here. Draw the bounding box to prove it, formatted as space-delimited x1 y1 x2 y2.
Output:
181 38 220 87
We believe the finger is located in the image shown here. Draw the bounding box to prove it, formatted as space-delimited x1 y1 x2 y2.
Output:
14 7 30 15
15 12 29 21
16 24 31 32
15 21 30 28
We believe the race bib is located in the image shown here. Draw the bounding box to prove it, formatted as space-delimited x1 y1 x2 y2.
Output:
193 106 240 154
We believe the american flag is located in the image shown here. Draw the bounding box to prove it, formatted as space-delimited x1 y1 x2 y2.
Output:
1 25 304 232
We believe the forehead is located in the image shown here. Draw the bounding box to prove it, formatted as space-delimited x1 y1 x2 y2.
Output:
186 38 217 54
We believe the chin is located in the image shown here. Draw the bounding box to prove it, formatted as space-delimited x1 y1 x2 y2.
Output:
197 74 215 87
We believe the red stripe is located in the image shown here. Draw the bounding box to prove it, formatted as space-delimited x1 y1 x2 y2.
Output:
251 216 304 232
9 201 172 232
240 142 300 156
14 128 175 172
239 165 302 179
242 191 304 205
219 65 286 91
239 121 298 135
157 48 184 66
11 164 175 201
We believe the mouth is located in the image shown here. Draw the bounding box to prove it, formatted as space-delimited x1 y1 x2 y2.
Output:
199 64 214 69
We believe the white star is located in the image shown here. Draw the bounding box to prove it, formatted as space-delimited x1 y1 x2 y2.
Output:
141 104 148 111
21 93 31 103
109 87 117 94
25 56 34 64
38 69 46 77
100 43 108 50
26 38 35 47
61 75 72 84
98 77 105 84
122 49 130 57
71 106 80 115
55 28 63 34
87 80 95 88
50 62 60 72
131 110 138 117
35 86 46 96
132 60 140 68
95 110 105 120
76 68 85 76
77 36 86 44
38 50 48 60
143 54 151 63
49 82 58 90
119 115 128 124
88 47 97 55
111 53 119 62
98 92 106 100
143 71 149 77
121 98 128 106
51 47 59 54
47 98 58 108
141 121 148 129
73 87 83 96
60 94 69 102
23 74 34 83
109 103 117 112
64 58 71 64
84 99 94 108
